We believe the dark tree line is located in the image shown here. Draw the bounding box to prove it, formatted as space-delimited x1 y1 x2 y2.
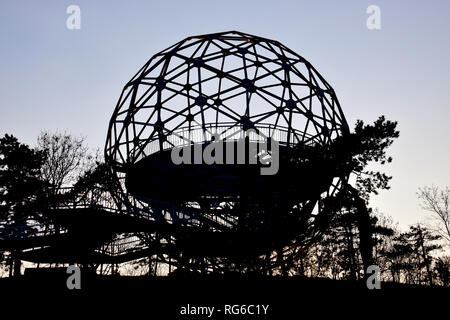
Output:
285 116 449 286
0 121 449 285
0 132 100 276
0 135 48 276
294 211 448 286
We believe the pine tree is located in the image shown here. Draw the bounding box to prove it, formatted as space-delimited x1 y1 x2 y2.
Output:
0 134 47 276
402 225 441 286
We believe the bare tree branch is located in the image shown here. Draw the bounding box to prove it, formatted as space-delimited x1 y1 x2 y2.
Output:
418 185 450 244
37 131 93 189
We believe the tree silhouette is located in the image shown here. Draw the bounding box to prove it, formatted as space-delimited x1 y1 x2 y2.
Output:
0 134 47 276
37 131 93 190
418 186 450 244
380 224 442 285
434 256 450 287
315 115 400 273
402 225 441 286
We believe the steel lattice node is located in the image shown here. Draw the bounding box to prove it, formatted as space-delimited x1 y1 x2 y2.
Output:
105 31 350 270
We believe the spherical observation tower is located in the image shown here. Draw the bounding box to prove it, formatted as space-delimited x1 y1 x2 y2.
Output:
105 31 350 272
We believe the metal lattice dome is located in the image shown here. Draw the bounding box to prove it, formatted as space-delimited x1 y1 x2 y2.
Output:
104 31 350 267
106 31 348 168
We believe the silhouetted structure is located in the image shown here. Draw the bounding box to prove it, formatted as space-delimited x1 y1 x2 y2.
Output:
1 31 361 275
104 31 350 273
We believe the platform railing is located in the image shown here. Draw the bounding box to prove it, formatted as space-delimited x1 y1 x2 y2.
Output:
137 122 316 162
51 186 119 213
0 185 234 242
0 217 62 240
0 186 118 241
97 234 146 257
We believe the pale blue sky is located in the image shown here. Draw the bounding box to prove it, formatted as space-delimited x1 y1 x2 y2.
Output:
1 0 449 229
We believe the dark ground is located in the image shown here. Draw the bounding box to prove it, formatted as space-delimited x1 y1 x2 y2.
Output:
0 270 448 318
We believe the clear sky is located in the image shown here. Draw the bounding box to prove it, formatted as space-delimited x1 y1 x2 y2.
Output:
1 0 449 230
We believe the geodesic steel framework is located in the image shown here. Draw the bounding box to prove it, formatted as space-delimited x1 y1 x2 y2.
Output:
104 31 350 274
106 31 348 166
